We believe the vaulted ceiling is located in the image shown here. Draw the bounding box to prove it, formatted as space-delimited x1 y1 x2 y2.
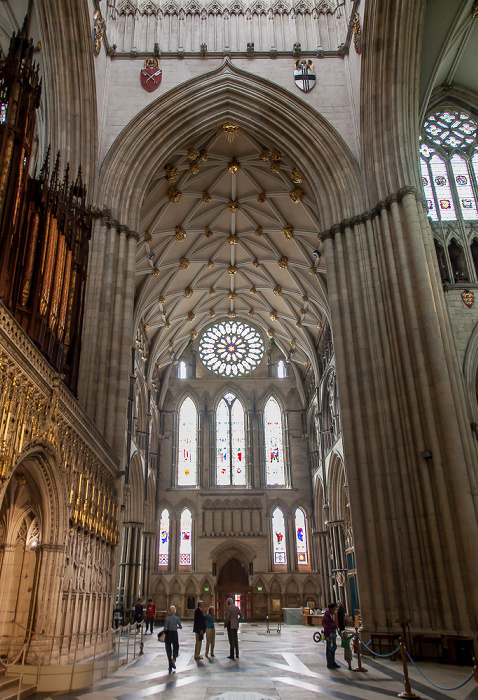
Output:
136 125 326 375
419 0 478 121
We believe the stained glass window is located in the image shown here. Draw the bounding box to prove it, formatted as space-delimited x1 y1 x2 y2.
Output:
216 392 246 486
295 508 308 565
264 397 285 486
420 110 478 224
272 508 287 565
158 509 169 566
178 397 197 486
451 154 478 220
179 508 192 565
277 360 286 378
199 321 264 377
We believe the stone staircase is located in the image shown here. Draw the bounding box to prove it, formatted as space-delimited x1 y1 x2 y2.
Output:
0 671 37 700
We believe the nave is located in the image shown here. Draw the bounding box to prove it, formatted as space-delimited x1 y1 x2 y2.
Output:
42 624 478 700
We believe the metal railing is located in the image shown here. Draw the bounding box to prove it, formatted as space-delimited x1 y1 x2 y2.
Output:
0 621 145 692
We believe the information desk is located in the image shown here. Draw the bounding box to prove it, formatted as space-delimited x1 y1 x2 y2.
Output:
266 615 282 633
370 633 401 661
302 614 323 626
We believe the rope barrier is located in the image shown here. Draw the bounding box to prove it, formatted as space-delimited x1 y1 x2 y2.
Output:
0 644 27 668
405 650 474 691
359 637 400 658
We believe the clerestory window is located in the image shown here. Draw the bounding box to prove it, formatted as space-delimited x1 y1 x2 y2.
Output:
420 110 478 222
264 396 286 486
178 397 197 486
216 392 246 486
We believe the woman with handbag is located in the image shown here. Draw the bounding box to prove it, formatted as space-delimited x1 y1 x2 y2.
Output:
161 605 182 674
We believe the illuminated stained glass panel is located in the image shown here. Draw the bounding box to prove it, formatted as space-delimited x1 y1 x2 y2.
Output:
231 399 246 485
420 111 478 225
272 508 287 564
216 393 246 485
295 508 308 565
473 153 478 194
216 398 230 486
178 397 197 486
179 508 192 565
420 158 438 221
264 397 285 486
429 155 456 221
423 111 476 151
451 155 478 220
199 321 264 377
158 509 169 566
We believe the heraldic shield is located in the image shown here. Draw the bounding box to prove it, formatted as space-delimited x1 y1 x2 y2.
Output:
141 58 162 92
294 59 316 93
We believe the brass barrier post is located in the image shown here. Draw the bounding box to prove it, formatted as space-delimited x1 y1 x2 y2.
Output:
396 619 419 699
353 627 368 672
139 623 144 656
473 657 478 685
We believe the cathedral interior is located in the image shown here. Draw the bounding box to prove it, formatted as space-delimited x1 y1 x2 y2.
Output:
0 0 477 690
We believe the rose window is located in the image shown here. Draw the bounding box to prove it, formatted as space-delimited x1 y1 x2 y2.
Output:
199 321 264 376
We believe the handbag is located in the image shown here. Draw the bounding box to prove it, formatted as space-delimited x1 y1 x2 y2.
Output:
158 629 166 643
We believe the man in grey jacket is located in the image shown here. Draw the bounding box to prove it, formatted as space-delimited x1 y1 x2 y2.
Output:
224 597 242 659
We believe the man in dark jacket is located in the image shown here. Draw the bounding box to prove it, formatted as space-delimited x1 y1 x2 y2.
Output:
193 600 206 659
337 601 346 632
322 602 339 668
134 597 144 630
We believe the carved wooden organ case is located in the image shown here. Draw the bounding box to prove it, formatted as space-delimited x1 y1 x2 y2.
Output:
0 24 91 394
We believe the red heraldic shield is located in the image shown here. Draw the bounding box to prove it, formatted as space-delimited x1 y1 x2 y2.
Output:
140 59 162 92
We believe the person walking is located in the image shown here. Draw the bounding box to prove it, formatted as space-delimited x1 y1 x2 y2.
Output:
337 601 346 632
193 600 206 660
163 605 182 675
205 606 216 657
134 597 144 630
145 598 156 634
323 602 340 669
224 597 242 659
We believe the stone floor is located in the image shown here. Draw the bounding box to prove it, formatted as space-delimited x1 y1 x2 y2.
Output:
43 624 478 700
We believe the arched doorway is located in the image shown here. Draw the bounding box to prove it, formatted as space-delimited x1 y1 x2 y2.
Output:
216 558 252 621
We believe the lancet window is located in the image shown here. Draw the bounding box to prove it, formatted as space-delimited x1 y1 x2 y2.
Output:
179 508 192 565
158 509 170 566
295 507 308 565
216 392 246 486
272 507 287 565
264 396 285 486
178 397 197 486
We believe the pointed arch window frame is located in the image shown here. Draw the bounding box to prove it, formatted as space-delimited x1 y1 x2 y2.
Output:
271 506 287 566
420 109 478 224
158 508 170 566
179 507 193 567
177 396 198 487
216 391 246 486
264 395 286 487
294 507 308 566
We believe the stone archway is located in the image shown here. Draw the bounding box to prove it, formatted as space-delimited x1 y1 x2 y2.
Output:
0 449 65 661
216 558 252 621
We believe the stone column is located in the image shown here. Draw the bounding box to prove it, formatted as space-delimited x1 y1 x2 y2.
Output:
320 190 478 633
25 543 65 664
